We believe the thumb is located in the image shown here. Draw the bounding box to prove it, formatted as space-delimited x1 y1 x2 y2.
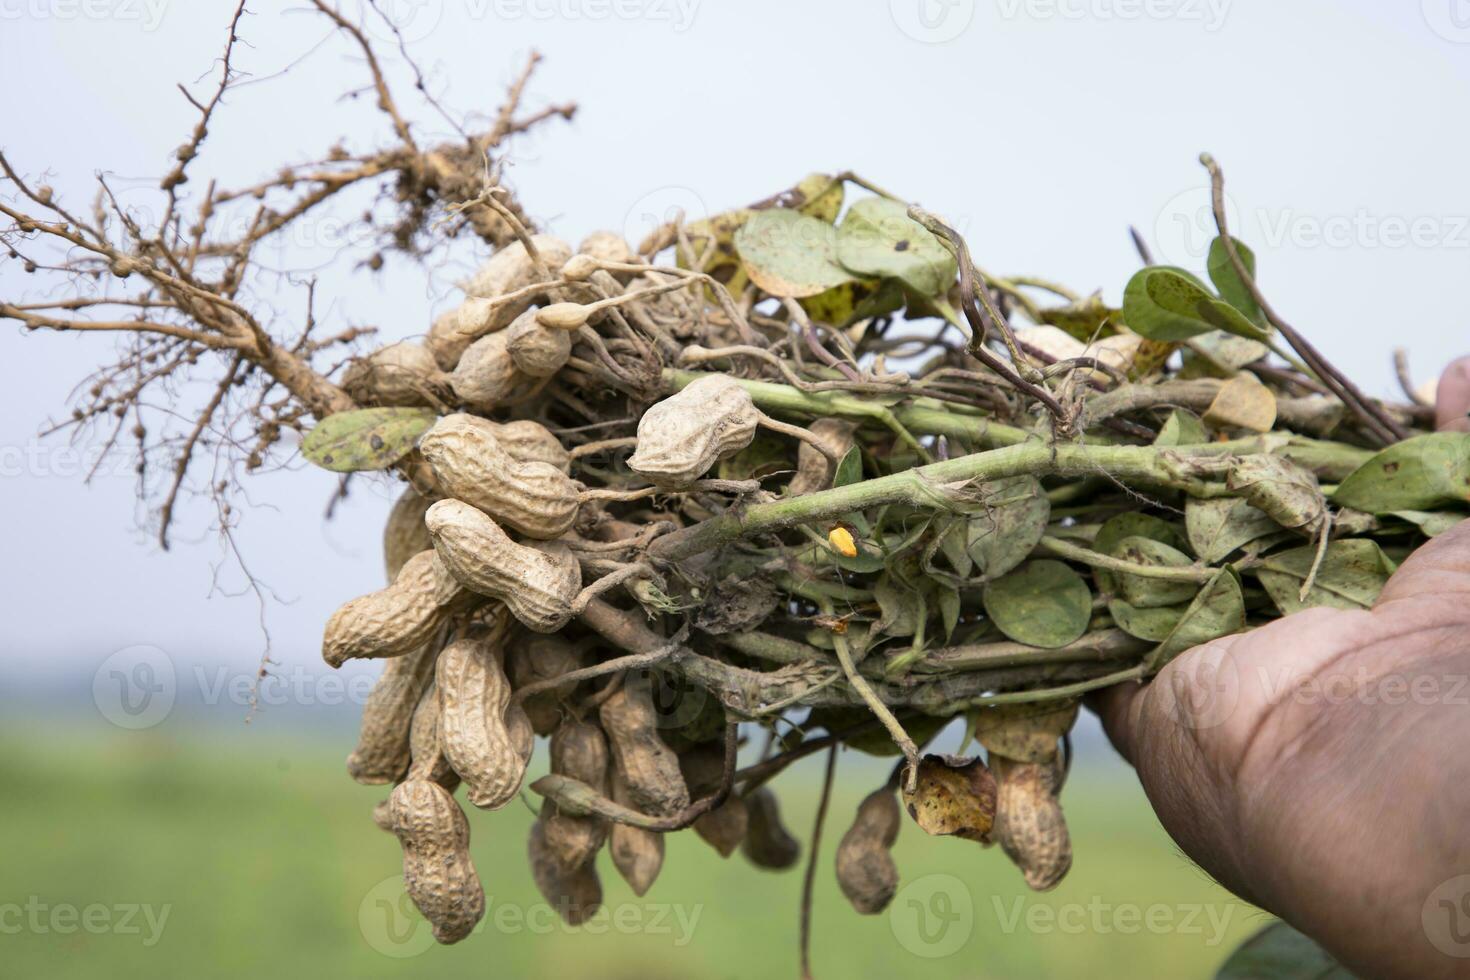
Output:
1434 355 1470 432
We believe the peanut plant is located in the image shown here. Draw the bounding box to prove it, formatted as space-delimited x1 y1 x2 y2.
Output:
3 5 1465 976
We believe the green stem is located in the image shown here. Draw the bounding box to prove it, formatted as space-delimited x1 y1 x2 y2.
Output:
1037 535 1218 582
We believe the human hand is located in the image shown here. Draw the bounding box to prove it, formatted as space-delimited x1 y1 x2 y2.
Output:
1094 357 1470 980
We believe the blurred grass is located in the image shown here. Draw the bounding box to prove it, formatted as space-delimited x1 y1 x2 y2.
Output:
0 720 1265 978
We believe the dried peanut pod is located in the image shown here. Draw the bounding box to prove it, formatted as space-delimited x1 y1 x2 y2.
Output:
322 550 472 667
389 779 485 944
425 500 582 633
507 633 589 735
436 614 535 810
577 230 635 268
427 234 572 369
992 756 1072 892
449 331 545 410
608 764 664 896
741 787 800 870
419 414 579 540
787 418 857 496
505 308 572 378
346 637 439 785
627 375 759 488
372 796 395 834
836 786 901 914
383 487 434 581
407 679 460 786
559 254 599 283
491 419 572 474
542 717 611 873
341 341 446 407
678 742 747 858
598 673 691 817
972 700 1079 765
528 816 603 926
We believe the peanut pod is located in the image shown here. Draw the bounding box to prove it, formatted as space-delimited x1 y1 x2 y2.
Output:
389 778 485 944
835 785 901 914
383 487 434 581
678 742 747 858
322 549 472 667
449 330 546 410
419 413 578 539
342 341 447 407
972 700 1079 765
427 234 572 369
542 717 611 873
741 787 800 871
346 636 440 785
408 678 460 786
598 673 691 817
436 613 535 810
505 307 572 378
992 755 1072 892
425 499 582 633
507 632 590 736
528 816 603 926
608 764 665 896
627 374 759 488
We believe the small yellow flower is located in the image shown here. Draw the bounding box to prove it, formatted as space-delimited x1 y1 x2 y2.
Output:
828 525 858 558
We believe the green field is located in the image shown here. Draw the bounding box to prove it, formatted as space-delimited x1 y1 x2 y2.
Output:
0 718 1266 978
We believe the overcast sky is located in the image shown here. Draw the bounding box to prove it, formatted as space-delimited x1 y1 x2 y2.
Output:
2 0 1468 708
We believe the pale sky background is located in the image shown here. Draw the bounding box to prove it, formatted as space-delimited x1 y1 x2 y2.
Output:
2 0 1468 710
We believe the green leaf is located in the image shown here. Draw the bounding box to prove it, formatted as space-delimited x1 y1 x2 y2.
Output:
937 517 974 578
1390 510 1466 537
1122 266 1268 343
1038 292 1119 342
874 572 923 637
834 197 958 299
982 560 1092 649
1332 432 1470 512
1113 535 1199 608
1206 235 1266 326
1146 568 1245 671
301 407 437 473
800 277 905 328
1154 409 1208 447
1108 599 1188 642
1216 921 1354 980
833 446 864 488
1255 539 1396 615
1186 497 1280 563
964 476 1050 580
735 209 856 298
937 584 961 642
1091 512 1191 595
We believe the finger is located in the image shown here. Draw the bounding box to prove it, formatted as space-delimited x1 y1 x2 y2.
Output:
1434 355 1470 432
1086 681 1146 765
1374 515 1470 607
